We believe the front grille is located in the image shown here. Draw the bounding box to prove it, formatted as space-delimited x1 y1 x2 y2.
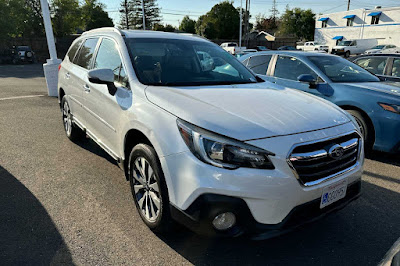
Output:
288 132 360 186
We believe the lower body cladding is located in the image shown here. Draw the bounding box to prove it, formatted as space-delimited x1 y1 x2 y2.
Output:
160 122 364 239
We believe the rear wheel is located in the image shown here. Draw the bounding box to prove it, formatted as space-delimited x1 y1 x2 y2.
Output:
128 144 172 232
61 96 85 141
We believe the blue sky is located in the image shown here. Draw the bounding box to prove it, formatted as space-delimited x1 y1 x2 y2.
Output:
101 0 400 27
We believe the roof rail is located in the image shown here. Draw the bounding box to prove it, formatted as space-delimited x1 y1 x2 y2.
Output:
82 27 125 37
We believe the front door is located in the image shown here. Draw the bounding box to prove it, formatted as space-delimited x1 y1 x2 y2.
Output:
83 37 131 157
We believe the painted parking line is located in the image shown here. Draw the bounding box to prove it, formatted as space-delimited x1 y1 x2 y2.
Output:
0 95 46 101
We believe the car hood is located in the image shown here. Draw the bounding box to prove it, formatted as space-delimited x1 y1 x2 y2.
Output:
340 81 400 96
145 83 350 140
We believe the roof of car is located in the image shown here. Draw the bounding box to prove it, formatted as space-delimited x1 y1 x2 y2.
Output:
82 27 209 42
238 50 337 61
350 53 400 61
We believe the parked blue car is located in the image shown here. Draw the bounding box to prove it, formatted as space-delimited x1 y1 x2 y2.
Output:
239 51 400 153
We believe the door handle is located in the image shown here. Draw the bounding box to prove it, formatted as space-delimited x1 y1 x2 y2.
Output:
65 72 70 79
83 84 90 92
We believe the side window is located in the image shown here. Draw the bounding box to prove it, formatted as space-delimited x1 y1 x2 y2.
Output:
67 39 83 62
391 58 400 78
354 57 387 75
274 56 317 81
247 55 272 75
242 58 250 67
94 38 129 88
74 38 99 70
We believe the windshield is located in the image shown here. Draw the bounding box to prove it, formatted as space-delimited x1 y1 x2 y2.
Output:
125 38 257 86
308 56 380 83
372 45 385 49
337 41 352 46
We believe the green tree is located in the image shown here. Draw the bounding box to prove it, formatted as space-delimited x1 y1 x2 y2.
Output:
179 16 195 33
278 7 315 40
255 14 279 33
195 1 240 39
153 23 175 32
81 0 113 31
119 0 160 30
51 0 82 37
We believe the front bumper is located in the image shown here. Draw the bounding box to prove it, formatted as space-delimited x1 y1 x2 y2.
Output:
170 180 361 239
331 50 346 55
372 111 400 153
160 123 364 236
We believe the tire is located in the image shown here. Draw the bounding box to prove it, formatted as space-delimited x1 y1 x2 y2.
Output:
345 51 350 58
128 144 172 233
61 96 85 141
346 109 372 149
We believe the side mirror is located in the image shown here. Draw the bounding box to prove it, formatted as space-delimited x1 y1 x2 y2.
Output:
88 69 117 96
298 74 317 88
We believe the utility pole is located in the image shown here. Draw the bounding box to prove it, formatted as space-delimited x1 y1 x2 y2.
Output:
141 0 146 30
347 0 350 11
239 0 243 47
244 0 249 47
39 0 61 97
125 0 130 29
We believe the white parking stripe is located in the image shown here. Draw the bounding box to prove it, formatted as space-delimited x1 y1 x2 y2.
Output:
0 95 46 101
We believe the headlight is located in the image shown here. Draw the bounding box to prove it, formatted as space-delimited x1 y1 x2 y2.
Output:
378 103 400 114
177 119 275 169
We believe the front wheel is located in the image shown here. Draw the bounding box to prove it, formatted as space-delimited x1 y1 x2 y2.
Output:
128 144 172 232
345 51 350 58
346 110 372 149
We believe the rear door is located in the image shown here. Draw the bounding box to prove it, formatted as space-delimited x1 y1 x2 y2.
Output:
84 37 131 156
71 37 100 126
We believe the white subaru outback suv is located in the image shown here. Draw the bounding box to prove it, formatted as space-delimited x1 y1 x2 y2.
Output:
58 28 364 238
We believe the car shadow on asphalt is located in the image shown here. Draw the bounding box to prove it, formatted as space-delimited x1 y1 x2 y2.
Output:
0 166 73 264
158 181 400 265
366 151 400 167
74 137 118 166
0 63 44 79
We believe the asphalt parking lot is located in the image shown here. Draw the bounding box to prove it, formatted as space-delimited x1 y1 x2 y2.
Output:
0 63 399 265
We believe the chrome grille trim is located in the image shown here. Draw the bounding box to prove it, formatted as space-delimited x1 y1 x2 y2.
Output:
287 131 362 187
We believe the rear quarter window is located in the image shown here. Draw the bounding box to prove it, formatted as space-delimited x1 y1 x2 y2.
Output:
67 39 83 62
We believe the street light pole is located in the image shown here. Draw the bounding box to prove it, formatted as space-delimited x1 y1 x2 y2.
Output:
39 0 62 97
142 0 146 30
239 0 243 47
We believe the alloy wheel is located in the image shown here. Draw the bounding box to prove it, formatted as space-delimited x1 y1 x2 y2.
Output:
132 157 161 223
62 101 72 136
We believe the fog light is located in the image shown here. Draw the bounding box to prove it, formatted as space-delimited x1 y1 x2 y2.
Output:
212 212 236 230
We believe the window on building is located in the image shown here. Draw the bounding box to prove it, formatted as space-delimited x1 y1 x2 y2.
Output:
346 18 354 26
371 16 380 25
322 21 327 28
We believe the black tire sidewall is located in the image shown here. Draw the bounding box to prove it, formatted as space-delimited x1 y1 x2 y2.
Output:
128 144 170 231
346 109 370 145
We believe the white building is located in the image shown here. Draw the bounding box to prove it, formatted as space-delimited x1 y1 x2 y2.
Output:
314 6 400 49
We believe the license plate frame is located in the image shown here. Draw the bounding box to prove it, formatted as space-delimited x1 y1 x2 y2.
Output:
320 179 348 209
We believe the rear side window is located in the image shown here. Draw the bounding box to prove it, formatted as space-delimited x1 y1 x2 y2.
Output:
274 56 317 81
94 38 129 88
74 38 99 69
247 55 272 75
354 57 387 75
67 39 83 62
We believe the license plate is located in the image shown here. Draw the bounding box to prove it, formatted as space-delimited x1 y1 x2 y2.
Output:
320 179 348 209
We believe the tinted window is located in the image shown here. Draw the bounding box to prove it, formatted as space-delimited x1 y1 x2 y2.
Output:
354 57 387 75
247 55 272 75
125 38 257 86
274 56 317 80
391 58 400 78
74 38 98 69
94 38 128 87
309 55 380 82
67 39 83 62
